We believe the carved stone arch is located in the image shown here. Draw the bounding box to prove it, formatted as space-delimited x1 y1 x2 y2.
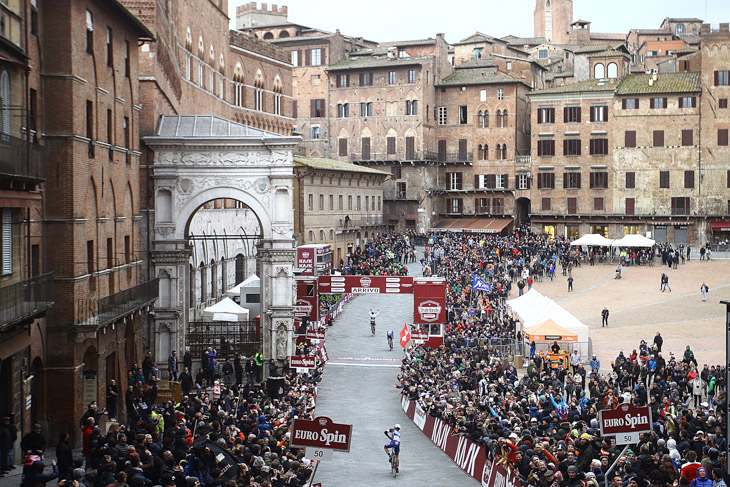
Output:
361 127 373 137
109 178 118 219
337 128 349 138
404 127 417 137
385 127 398 138
185 27 192 50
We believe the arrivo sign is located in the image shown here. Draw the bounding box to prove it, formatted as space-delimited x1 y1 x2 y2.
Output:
599 404 652 436
318 276 413 294
289 355 316 369
290 416 353 452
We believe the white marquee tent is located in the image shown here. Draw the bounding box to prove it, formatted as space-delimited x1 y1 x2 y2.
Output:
507 289 590 356
611 234 656 248
570 234 614 247
224 274 261 298
203 297 250 322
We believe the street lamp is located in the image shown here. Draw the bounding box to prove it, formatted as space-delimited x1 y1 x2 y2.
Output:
721 300 730 475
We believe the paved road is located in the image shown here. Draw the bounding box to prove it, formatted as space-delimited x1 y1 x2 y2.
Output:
312 257 476 486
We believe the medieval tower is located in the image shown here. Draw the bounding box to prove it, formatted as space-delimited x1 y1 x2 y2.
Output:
534 0 573 44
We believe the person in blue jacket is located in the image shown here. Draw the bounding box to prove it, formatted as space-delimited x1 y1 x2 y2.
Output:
21 458 58 487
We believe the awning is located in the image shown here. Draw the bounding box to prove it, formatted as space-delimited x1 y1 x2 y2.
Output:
430 218 512 234
711 222 730 232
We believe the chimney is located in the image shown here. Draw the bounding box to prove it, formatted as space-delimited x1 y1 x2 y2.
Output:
649 78 654 87
281 6 288 16
387 47 396 59
652 71 658 81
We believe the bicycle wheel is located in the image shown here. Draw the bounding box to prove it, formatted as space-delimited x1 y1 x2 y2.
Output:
391 456 397 478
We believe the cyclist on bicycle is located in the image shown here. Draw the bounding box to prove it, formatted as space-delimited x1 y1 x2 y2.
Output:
386 330 394 350
369 308 379 334
383 424 401 472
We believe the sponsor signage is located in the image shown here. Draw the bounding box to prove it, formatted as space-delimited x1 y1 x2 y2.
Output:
599 404 652 436
411 329 429 341
290 416 353 452
296 248 314 276
295 278 319 323
400 396 521 487
413 278 447 324
318 276 414 294
306 328 326 340
289 355 316 369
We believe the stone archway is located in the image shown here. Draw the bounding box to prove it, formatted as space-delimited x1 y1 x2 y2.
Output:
144 115 300 370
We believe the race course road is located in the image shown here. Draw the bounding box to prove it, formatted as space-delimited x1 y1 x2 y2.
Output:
312 256 476 486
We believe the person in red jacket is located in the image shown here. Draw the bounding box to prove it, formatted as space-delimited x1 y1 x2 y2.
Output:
680 450 702 481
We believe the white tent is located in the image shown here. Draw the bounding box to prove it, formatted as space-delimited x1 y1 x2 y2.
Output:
570 234 614 247
612 234 656 248
203 297 250 321
507 289 590 356
224 274 261 298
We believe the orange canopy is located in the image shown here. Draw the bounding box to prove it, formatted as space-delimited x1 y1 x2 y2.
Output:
523 319 578 342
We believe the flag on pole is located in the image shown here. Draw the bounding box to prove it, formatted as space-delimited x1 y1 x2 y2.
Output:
400 321 411 348
472 274 491 292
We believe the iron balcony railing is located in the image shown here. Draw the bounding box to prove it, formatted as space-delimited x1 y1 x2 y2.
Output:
76 278 158 328
0 273 55 332
0 135 47 181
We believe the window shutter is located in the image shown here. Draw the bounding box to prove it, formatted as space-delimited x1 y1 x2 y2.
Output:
576 173 581 189
626 172 635 189
361 137 370 160
527 175 531 189
562 172 568 189
685 197 690 213
310 100 316 118
537 109 543 124
503 174 509 188
650 98 655 109
486 174 496 189
305 49 311 66
576 107 581 123
626 198 635 215
563 107 568 123
682 129 693 146
297 50 303 65
458 139 467 157
406 137 415 159
549 140 555 155
692 96 697 108
670 197 677 213
590 172 595 188
537 174 543 189
549 173 555 189
719 129 729 146
590 107 595 122
635 98 639 109
685 170 694 189
663 97 668 108
622 99 627 109
339 138 347 156
387 137 396 154
715 71 720 86
457 172 463 189
2 208 11 274
336 75 341 88
727 169 730 188
563 139 568 155
475 175 479 189
359 73 364 86
589 139 595 155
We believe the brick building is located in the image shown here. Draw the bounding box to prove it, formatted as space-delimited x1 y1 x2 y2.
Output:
534 0 573 45
0 0 54 450
38 0 156 442
293 157 388 264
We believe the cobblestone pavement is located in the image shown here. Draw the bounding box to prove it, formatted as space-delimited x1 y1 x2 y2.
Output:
530 258 730 370
313 258 476 486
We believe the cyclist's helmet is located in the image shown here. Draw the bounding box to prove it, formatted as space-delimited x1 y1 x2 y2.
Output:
394 424 401 430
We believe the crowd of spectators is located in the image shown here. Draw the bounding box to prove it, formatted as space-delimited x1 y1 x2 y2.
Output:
398 227 728 487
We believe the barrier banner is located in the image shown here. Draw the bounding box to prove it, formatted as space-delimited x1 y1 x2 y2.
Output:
400 396 521 487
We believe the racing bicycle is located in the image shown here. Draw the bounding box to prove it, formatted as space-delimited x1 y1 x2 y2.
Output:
387 333 393 350
388 450 398 478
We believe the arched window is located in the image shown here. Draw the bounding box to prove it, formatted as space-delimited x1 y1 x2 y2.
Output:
233 63 245 107
254 71 264 111
483 110 489 128
279 30 290 38
607 62 618 79
263 32 274 40
676 23 685 35
477 110 484 128
1 71 10 136
273 76 283 115
500 144 507 160
210 259 217 299
329 230 334 239
319 230 324 241
308 231 314 242
199 262 206 304
594 63 605 79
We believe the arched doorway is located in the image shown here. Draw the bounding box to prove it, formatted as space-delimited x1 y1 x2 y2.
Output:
144 115 297 371
516 197 531 225
235 254 245 284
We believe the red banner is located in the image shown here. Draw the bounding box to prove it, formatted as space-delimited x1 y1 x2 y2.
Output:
413 278 447 324
400 396 521 487
411 329 429 341
318 275 413 294
306 328 326 340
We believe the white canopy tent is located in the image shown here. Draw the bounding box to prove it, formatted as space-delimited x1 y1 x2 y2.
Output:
507 289 591 357
570 234 614 247
203 297 250 322
611 234 656 248
224 274 261 298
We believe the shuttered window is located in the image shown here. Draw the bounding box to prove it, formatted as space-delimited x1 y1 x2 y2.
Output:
541 197 551 211
567 197 578 215
681 129 693 146
338 138 348 156
537 172 555 189
659 170 670 189
684 170 695 189
719 129 729 146
564 106 581 123
625 172 636 189
590 172 608 189
361 137 370 160
405 136 415 159
1 208 11 274
653 130 664 147
387 136 396 154
563 172 581 189
625 198 635 215
625 131 636 148
589 138 608 155
458 139 467 160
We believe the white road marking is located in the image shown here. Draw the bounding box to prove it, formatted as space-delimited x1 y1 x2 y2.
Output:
326 362 401 368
